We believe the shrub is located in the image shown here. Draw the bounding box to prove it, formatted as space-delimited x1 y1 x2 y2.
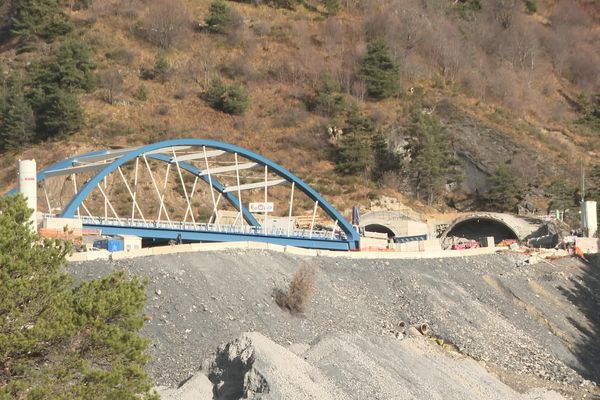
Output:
142 0 189 49
154 52 170 83
360 40 400 100
221 82 249 115
134 85 149 101
99 69 124 104
205 0 230 33
322 0 340 15
274 265 316 314
204 78 249 115
308 72 348 118
524 0 537 14
205 77 227 108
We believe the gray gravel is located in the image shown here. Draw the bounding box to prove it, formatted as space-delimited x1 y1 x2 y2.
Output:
69 250 600 399
160 331 565 400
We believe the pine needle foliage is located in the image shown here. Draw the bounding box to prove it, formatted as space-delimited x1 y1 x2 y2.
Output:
0 195 158 400
360 40 400 100
404 112 463 204
485 166 523 212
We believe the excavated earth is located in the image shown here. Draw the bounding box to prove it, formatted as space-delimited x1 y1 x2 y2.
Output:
68 251 600 400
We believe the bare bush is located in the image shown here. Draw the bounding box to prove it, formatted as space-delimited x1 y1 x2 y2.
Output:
274 265 316 314
100 69 124 105
142 0 190 49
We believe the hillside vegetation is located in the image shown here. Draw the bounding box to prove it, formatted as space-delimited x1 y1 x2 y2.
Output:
0 0 599 215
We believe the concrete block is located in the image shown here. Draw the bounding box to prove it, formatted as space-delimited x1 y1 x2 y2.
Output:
43 217 83 231
359 237 389 250
86 250 110 261
576 237 600 254
284 246 318 257
67 252 89 262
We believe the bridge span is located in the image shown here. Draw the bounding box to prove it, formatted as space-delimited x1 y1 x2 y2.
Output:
7 139 360 250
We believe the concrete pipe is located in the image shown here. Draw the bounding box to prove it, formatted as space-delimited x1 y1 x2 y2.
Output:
418 323 429 335
397 321 406 330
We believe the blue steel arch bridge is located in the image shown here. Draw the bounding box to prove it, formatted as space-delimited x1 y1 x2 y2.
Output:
7 139 360 251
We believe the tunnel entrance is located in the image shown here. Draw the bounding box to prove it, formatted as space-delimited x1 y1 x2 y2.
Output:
445 218 518 244
364 224 395 238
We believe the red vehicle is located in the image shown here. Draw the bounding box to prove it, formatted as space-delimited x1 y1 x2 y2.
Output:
451 240 480 250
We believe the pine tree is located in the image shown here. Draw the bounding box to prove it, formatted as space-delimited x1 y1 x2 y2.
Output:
10 0 73 51
205 77 227 110
310 72 347 119
335 107 375 175
205 0 230 33
154 52 170 83
547 177 579 227
0 195 158 399
404 112 462 204
371 131 399 182
322 0 340 15
586 164 600 202
0 77 36 150
35 88 84 139
222 82 249 115
485 166 523 212
360 40 400 100
32 40 97 93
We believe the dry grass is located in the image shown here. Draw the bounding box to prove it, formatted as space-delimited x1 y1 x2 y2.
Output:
274 264 316 314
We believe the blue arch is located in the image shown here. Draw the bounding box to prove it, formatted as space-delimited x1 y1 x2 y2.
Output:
60 139 359 248
5 148 259 226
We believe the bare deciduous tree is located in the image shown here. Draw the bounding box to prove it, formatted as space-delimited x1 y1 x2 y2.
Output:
100 69 124 105
142 0 189 49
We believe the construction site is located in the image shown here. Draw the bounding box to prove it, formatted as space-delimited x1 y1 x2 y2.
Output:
6 139 600 399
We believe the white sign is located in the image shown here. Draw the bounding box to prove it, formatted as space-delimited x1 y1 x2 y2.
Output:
249 202 274 212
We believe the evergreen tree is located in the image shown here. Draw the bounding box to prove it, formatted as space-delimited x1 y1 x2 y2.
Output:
0 195 158 399
154 52 170 83
35 88 84 139
32 40 97 93
485 166 523 212
221 82 249 115
360 40 400 100
322 0 340 15
309 72 347 119
371 131 400 182
11 0 73 51
205 77 227 110
204 78 249 115
547 177 579 227
404 112 462 204
205 0 230 33
0 76 36 150
586 164 600 202
335 107 375 175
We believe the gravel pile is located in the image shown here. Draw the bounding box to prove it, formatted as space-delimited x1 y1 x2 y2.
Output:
69 250 600 399
158 331 565 400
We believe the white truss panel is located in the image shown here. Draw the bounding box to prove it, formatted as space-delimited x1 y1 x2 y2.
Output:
171 150 225 162
44 161 110 177
223 179 286 193
72 148 136 164
142 146 192 157
198 162 257 176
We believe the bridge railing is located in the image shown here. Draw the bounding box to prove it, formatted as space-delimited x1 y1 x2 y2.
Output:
74 215 345 241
